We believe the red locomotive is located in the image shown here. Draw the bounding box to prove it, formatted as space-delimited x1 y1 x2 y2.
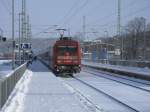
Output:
51 37 81 75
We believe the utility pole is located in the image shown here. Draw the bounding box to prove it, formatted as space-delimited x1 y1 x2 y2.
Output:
117 0 122 59
143 19 146 60
21 0 26 62
0 28 3 42
29 24 32 43
83 16 86 40
104 30 109 62
117 0 121 37
21 0 26 43
19 13 21 65
26 15 32 43
27 15 30 42
12 0 15 69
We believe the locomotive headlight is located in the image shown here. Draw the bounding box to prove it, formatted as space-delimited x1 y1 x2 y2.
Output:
57 60 62 63
73 60 78 63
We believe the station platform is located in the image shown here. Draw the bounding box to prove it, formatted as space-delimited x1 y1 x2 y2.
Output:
2 61 90 112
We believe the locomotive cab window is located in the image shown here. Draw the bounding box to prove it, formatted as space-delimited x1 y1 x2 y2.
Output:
57 46 77 55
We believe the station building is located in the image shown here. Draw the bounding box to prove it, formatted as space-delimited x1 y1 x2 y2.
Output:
81 40 116 62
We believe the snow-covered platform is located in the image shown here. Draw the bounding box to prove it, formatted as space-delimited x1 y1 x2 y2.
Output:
83 61 150 81
0 60 12 77
2 61 91 112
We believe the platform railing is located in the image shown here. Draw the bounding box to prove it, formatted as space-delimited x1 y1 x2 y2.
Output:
0 63 27 108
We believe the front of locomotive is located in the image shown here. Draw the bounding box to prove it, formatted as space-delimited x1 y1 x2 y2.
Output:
54 38 81 74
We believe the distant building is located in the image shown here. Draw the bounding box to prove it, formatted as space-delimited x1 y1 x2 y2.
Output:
81 39 116 61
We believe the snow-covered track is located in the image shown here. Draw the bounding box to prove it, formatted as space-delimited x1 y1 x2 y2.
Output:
83 64 150 81
84 70 150 93
84 67 150 86
73 76 140 112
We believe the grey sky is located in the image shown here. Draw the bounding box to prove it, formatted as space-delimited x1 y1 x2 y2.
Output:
0 0 150 39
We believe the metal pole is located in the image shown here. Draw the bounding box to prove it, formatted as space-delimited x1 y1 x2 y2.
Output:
21 0 26 62
27 15 29 42
83 16 86 40
117 0 121 37
19 13 21 65
143 19 146 60
12 0 15 69
117 0 121 59
29 24 32 42
121 28 124 60
0 28 3 41
105 31 109 63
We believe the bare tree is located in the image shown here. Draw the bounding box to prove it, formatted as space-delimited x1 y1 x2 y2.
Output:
125 17 146 60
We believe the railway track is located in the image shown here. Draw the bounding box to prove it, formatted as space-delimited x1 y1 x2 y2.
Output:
83 68 150 93
84 67 150 85
61 68 150 111
72 76 140 112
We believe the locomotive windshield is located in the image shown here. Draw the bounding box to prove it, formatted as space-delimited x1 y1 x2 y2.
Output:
57 46 77 55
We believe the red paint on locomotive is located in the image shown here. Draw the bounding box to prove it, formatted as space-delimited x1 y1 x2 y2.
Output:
51 38 81 74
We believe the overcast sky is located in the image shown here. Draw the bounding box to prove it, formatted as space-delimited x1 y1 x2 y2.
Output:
0 0 150 39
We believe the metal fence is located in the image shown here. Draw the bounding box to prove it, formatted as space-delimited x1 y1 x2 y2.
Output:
0 63 27 108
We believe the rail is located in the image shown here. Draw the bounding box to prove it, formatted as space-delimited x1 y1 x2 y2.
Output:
0 63 27 108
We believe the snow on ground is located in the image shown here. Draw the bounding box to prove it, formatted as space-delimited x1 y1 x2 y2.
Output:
62 71 150 112
1 60 149 112
82 61 150 76
1 70 33 112
58 77 101 112
1 61 98 112
0 60 12 77
21 61 96 112
0 60 11 65
77 72 150 112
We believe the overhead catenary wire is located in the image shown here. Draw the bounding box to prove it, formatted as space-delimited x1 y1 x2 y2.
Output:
32 0 89 37
30 0 150 38
32 25 58 37
75 2 150 38
60 0 89 27
58 0 82 25
88 0 139 26
88 3 150 31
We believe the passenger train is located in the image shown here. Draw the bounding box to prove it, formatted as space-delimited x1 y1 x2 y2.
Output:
39 37 81 76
